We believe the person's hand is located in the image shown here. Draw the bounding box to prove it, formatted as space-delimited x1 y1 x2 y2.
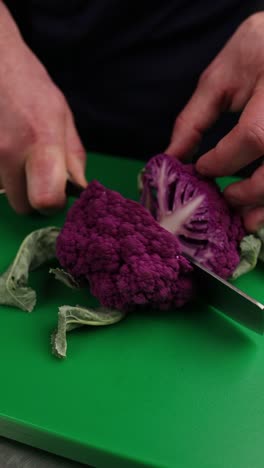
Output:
166 12 264 232
0 3 87 214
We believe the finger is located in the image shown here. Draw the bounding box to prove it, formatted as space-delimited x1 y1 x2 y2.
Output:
25 142 67 212
65 111 87 187
1 162 31 213
165 67 231 158
24 96 69 213
196 91 264 176
224 165 264 207
242 206 264 233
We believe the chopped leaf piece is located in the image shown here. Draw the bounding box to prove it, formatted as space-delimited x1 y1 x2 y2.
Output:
0 227 60 312
0 266 36 312
49 268 81 289
52 305 126 358
231 235 262 280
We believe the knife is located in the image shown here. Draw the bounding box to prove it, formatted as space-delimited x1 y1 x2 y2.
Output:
2 181 264 334
190 258 264 335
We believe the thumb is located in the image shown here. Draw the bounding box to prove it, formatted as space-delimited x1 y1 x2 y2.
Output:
165 67 230 159
65 110 87 188
26 143 67 212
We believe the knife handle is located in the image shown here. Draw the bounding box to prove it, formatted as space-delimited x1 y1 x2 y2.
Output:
65 179 85 198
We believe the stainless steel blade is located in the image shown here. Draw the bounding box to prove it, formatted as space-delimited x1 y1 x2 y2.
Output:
190 258 264 334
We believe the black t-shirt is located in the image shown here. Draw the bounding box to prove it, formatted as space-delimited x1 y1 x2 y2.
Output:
4 1 257 158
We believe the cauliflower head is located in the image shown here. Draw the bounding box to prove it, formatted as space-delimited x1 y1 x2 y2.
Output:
56 180 193 311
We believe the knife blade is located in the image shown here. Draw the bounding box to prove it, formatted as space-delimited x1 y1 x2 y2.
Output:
190 258 264 334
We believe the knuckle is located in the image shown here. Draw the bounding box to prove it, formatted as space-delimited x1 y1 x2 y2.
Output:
243 121 264 150
23 119 40 146
72 146 86 162
66 120 86 158
198 65 219 88
252 167 264 187
176 113 187 126
174 113 189 130
67 134 85 158
244 12 263 32
0 117 37 155
198 62 231 101
0 93 68 157
50 89 67 116
198 68 211 86
175 113 202 143
214 138 225 155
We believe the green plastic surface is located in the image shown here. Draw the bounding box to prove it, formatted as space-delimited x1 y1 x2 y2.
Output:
0 153 264 468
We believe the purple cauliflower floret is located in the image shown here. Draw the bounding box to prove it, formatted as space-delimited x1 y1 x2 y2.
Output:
140 153 245 279
56 180 193 311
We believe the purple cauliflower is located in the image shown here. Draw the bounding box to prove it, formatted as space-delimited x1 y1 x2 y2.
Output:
140 153 245 279
56 180 193 311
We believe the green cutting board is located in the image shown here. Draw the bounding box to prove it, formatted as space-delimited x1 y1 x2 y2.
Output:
0 153 264 468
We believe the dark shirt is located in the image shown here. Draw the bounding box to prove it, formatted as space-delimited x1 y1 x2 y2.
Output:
4 1 257 159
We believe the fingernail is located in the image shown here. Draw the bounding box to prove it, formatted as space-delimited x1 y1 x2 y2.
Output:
68 152 88 184
68 169 88 188
76 173 88 188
